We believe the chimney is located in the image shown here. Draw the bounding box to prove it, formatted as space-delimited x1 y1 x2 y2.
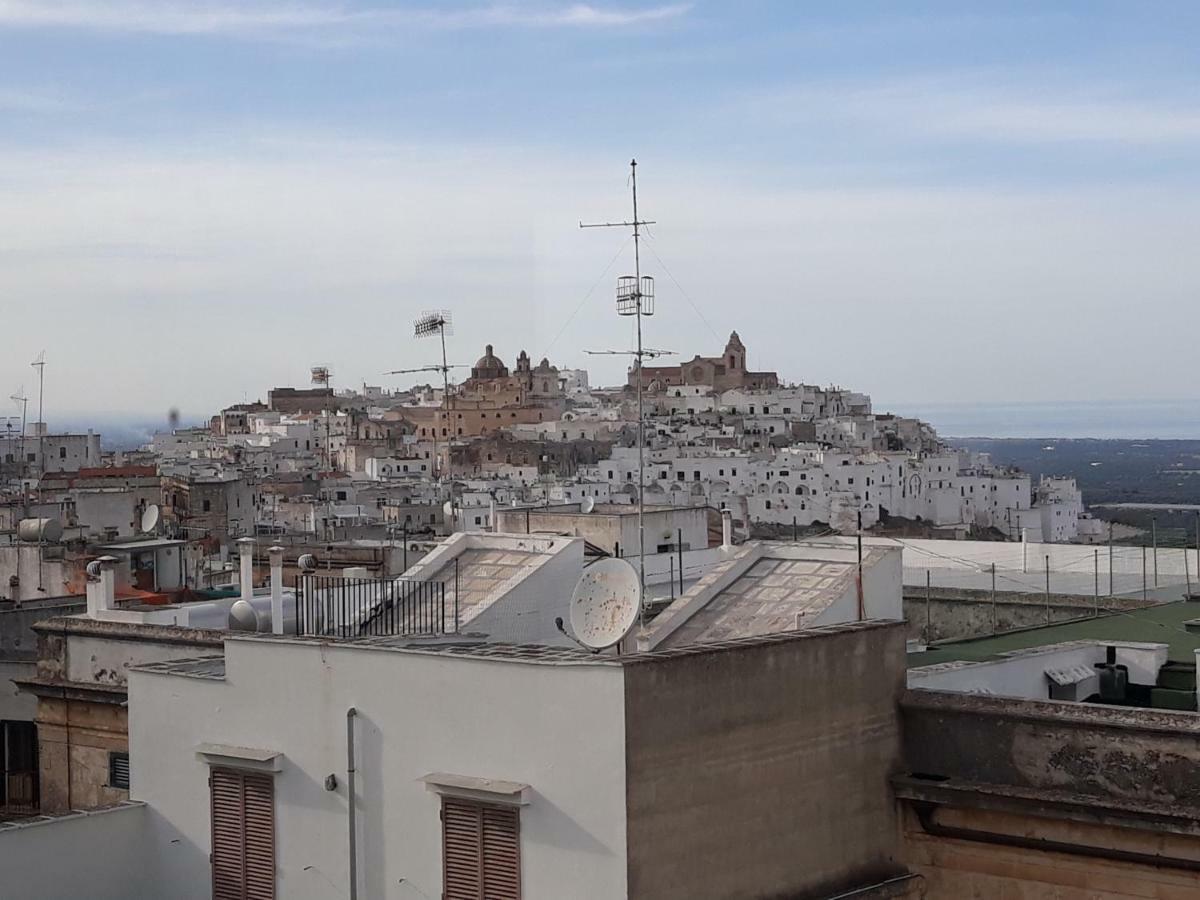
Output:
269 545 285 635
721 509 733 551
237 537 256 604
86 555 119 617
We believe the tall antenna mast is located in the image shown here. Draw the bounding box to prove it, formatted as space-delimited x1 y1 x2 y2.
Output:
31 352 44 480
413 311 455 483
581 159 667 623
310 366 335 471
10 388 28 487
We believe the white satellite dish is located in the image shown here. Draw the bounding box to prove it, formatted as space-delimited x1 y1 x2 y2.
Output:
569 558 640 650
442 500 454 520
581 496 596 514
140 504 160 534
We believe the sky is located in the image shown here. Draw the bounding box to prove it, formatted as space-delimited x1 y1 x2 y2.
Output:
1 1 1199 427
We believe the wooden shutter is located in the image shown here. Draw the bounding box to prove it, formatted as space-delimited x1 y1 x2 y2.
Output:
481 805 521 900
441 797 520 900
211 768 276 900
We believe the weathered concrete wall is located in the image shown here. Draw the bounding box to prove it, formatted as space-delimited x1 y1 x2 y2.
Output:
902 689 1200 810
623 621 909 900
37 697 129 813
903 590 1155 643
902 804 1200 899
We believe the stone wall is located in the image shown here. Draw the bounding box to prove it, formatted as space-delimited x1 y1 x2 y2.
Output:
899 688 1200 897
903 589 1157 643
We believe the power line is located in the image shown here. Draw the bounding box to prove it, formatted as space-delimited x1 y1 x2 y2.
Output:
641 230 722 344
540 235 632 361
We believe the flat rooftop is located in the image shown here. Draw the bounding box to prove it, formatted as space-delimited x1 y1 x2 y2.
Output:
137 620 901 678
909 601 1200 667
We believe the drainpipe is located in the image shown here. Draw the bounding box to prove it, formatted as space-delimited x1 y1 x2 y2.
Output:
237 537 255 603
347 707 358 900
269 545 284 635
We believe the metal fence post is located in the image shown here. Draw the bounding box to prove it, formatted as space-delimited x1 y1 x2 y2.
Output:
925 569 931 641
454 557 460 633
1093 548 1099 617
1142 545 1148 602
1152 518 1159 587
1108 522 1114 596
1044 555 1051 624
990 563 996 634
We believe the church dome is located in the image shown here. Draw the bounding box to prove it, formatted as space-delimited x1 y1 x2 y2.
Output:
472 344 509 380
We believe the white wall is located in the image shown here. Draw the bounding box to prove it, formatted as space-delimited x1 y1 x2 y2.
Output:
129 638 629 900
908 641 1169 700
0 803 155 899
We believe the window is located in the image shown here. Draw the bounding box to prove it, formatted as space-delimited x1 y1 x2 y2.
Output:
108 751 130 789
202 499 212 512
442 797 521 900
210 768 275 900
59 446 67 459
1 721 38 808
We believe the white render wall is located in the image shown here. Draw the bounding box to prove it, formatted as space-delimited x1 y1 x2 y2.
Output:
129 639 629 900
0 803 155 899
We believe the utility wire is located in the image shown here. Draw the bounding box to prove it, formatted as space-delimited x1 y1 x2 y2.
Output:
540 235 632 361
641 230 723 344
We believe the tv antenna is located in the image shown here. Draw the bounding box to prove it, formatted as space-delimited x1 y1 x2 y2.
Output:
580 159 672 622
30 351 45 481
310 365 335 471
9 388 28 484
409 311 459 482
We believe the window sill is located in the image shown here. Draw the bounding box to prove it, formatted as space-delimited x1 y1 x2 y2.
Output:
420 772 530 806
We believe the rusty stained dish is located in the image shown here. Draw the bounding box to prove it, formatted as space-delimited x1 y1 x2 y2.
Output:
570 558 640 649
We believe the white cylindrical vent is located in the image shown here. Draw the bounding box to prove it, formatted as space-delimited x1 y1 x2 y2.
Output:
237 537 256 604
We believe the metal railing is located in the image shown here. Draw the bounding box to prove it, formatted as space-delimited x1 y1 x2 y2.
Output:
294 574 449 639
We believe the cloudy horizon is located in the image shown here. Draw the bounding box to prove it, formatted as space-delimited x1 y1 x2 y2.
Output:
2 1 1199 424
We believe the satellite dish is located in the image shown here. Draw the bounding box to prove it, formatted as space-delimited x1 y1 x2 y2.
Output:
581 496 596 514
442 500 454 519
298 553 318 573
569 558 640 650
140 504 160 534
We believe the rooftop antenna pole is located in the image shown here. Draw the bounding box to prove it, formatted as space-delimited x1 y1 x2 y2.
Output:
581 159 661 623
414 311 456 484
31 352 44 484
10 389 28 502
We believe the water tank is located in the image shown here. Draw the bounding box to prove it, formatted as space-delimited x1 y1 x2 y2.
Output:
18 518 64 543
228 600 259 632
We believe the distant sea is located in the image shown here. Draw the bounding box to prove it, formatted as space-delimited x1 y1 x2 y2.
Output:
877 400 1200 441
42 400 1200 448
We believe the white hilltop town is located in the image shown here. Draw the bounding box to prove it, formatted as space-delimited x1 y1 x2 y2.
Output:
7 331 1200 900
4 321 1195 900
0 160 1186 899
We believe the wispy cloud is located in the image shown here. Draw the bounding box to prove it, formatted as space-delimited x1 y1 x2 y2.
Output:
0 87 72 113
0 1 690 37
750 75 1200 146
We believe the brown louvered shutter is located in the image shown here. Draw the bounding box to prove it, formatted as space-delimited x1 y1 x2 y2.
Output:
211 768 276 900
480 804 521 900
441 797 521 900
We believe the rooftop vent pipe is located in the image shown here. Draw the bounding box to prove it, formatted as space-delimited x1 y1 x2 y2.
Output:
237 537 256 604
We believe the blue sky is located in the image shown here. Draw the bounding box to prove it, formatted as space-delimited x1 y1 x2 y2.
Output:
1 2 1199 423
